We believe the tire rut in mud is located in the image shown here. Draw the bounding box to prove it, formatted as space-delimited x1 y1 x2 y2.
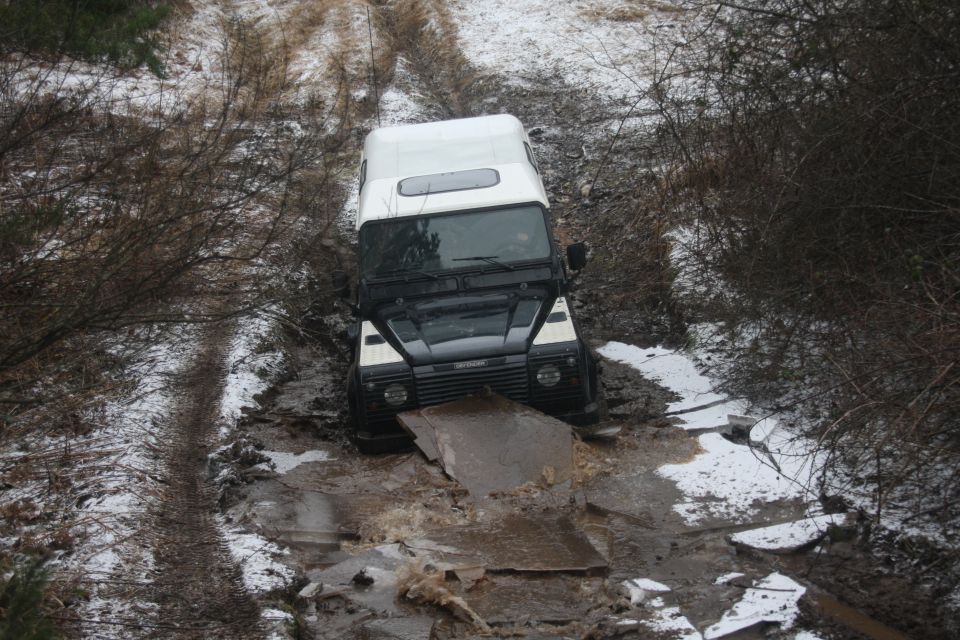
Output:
148 324 261 639
371 0 486 119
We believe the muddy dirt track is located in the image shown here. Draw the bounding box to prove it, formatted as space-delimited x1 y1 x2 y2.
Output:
150 324 263 640
142 1 952 639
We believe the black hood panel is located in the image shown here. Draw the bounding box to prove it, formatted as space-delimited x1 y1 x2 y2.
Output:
376 289 547 365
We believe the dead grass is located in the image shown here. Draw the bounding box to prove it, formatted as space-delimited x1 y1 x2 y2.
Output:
374 0 482 117
581 1 687 23
573 439 614 485
396 559 491 632
282 0 334 54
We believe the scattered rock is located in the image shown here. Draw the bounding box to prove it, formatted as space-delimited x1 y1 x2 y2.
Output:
622 577 671 604
351 568 375 586
298 582 322 599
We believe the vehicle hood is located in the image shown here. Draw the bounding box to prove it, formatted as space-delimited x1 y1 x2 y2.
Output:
375 289 546 366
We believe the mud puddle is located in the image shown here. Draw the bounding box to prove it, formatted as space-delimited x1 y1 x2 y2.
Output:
219 327 847 638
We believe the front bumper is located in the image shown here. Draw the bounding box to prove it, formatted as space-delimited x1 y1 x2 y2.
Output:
350 341 600 446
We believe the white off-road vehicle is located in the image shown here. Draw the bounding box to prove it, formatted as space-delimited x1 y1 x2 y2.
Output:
335 114 599 452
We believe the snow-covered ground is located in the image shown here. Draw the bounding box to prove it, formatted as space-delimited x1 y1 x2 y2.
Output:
4 2 228 117
450 0 687 102
57 330 197 635
619 572 817 640
598 341 821 525
219 310 286 437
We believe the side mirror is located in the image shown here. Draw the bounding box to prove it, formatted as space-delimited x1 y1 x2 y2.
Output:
346 323 360 344
331 270 350 298
566 242 587 272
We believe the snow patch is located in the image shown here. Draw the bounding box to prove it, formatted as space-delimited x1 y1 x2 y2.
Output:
262 449 334 474
729 514 849 552
220 519 296 594
599 340 819 524
713 572 745 585
219 312 284 436
704 573 805 639
659 432 812 524
643 604 704 640
597 341 738 430
623 577 671 604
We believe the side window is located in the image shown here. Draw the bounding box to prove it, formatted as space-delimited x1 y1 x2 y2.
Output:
524 142 540 174
358 159 367 191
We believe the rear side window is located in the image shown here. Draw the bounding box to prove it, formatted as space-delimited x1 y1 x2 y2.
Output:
398 168 499 196
358 159 367 190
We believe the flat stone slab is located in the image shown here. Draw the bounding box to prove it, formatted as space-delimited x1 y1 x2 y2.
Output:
249 486 399 546
420 512 608 574
585 476 658 529
398 394 573 498
463 574 603 625
355 617 436 640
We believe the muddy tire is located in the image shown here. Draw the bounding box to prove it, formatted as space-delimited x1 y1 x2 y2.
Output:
353 434 410 455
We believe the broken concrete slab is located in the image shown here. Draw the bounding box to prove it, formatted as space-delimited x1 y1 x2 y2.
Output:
355 616 437 640
244 483 405 548
420 512 608 574
451 566 485 591
585 476 658 530
462 574 603 625
728 513 854 554
398 394 573 497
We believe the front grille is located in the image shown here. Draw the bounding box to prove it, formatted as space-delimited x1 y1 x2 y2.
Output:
415 360 529 406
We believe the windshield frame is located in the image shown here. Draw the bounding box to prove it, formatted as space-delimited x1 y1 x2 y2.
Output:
358 202 555 281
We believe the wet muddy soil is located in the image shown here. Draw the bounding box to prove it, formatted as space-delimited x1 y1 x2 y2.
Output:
218 333 808 638
212 2 953 637
151 324 262 639
222 333 952 640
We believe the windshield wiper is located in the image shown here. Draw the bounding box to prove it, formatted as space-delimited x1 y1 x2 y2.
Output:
452 255 515 271
373 266 439 280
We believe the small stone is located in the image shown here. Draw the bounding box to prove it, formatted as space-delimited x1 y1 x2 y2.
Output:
298 582 322 599
351 568 374 586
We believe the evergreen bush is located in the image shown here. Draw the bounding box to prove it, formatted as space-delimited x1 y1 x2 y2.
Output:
0 0 170 75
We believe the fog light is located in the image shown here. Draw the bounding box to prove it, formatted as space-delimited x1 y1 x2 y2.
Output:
365 381 376 392
384 383 408 406
536 364 561 387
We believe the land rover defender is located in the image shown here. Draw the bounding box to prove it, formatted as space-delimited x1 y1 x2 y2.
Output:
338 114 600 452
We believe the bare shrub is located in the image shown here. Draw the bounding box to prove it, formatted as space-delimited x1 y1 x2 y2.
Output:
0 19 334 431
644 0 960 530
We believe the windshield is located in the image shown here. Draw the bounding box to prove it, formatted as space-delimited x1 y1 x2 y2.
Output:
360 205 551 278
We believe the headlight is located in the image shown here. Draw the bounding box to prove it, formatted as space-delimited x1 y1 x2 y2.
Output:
536 364 561 387
384 383 408 406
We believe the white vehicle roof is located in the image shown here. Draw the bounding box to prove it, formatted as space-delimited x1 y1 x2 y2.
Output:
357 114 549 229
